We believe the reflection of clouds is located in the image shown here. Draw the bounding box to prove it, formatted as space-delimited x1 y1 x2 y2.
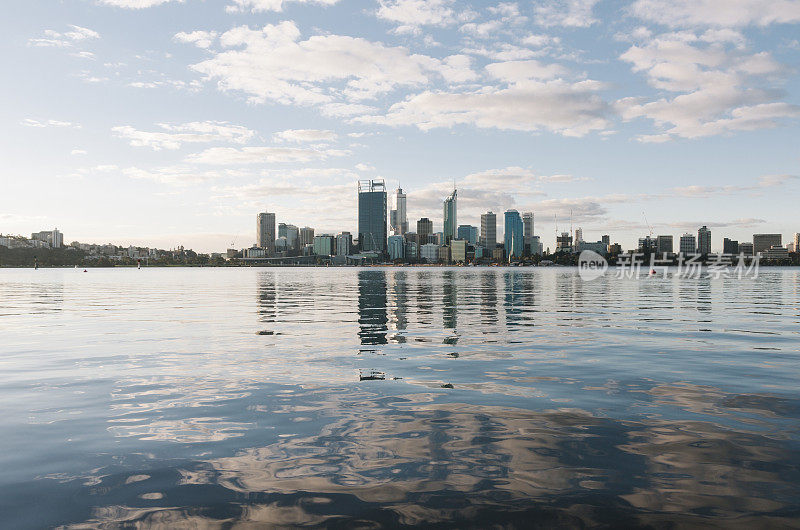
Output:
108 417 251 443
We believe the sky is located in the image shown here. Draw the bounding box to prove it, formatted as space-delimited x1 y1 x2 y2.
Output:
1 0 799 253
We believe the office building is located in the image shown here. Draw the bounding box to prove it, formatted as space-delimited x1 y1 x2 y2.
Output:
279 223 299 251
388 235 405 261
698 226 711 254
420 243 439 263
794 233 800 253
764 245 789 261
312 235 335 256
577 241 608 255
437 245 450 263
336 232 352 256
656 235 673 254
417 218 433 245
451 239 467 263
457 225 479 245
680 233 696 254
481 211 497 250
405 241 417 260
574 227 583 243
504 210 524 260
740 242 754 256
300 227 315 247
530 235 542 256
257 212 276 256
753 234 782 255
602 235 610 247
390 188 408 235
638 236 655 253
443 188 457 244
358 179 387 254
723 238 739 255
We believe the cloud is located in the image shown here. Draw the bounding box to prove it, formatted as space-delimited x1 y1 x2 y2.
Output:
273 129 337 143
21 118 81 129
29 25 99 48
122 166 230 185
357 80 610 136
112 122 255 150
486 59 569 82
376 0 460 33
618 31 798 140
225 0 340 13
630 0 800 27
180 21 476 107
174 30 218 49
534 0 600 28
185 146 348 164
71 149 88 155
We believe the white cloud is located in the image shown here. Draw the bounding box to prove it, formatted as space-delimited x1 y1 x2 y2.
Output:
376 0 459 33
534 0 600 28
122 166 227 185
225 0 340 13
173 30 218 49
618 31 798 140
185 146 348 164
486 59 569 82
112 122 255 150
357 80 610 136
273 129 337 142
181 21 476 106
21 118 81 129
71 149 88 155
29 25 99 48
630 0 800 27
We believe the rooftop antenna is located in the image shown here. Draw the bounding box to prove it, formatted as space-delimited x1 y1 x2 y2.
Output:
643 211 653 238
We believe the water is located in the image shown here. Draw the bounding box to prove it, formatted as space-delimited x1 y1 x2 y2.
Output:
1 267 799 528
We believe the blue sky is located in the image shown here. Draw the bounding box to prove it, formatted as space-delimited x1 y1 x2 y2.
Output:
1 0 799 252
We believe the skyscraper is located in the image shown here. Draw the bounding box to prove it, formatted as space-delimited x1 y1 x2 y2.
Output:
522 212 534 255
723 238 739 254
358 180 387 254
257 212 276 256
481 211 497 250
656 235 673 254
300 227 315 247
794 233 800 253
457 225 478 245
417 217 433 244
574 227 583 243
443 188 457 244
753 234 782 255
393 187 407 235
680 233 696 254
698 226 711 254
504 210 524 261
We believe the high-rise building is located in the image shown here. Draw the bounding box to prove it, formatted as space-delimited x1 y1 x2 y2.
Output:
279 223 299 251
556 232 573 253
601 235 610 246
300 227 315 247
358 179 387 254
336 232 352 256
480 211 497 250
680 233 696 254
723 238 739 254
387 235 405 261
740 242 754 256
312 235 335 256
504 210 524 260
794 233 800 253
638 236 655 253
420 243 439 263
391 187 408 235
443 188 457 244
451 240 467 263
656 235 673 254
417 218 433 245
457 225 478 245
574 227 583 243
257 212 276 256
698 226 711 254
522 212 534 256
753 234 782 255
31 228 63 248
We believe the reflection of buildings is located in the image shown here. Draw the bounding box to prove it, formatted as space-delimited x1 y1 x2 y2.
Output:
357 270 388 345
257 271 278 324
358 180 388 255
442 270 457 330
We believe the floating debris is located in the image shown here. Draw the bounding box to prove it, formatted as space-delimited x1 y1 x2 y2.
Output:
441 383 454 389
256 330 274 336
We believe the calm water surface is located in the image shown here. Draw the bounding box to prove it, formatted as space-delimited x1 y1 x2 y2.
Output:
1 267 799 528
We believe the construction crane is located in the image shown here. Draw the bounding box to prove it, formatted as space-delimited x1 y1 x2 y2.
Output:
643 211 654 238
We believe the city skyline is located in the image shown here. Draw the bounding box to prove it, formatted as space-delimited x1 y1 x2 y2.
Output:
2 0 799 252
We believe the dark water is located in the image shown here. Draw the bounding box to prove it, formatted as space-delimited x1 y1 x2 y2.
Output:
1 267 799 528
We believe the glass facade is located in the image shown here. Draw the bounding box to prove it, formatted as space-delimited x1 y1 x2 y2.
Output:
358 180 387 254
504 210 523 260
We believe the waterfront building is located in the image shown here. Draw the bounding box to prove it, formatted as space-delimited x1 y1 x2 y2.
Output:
698 226 712 254
481 211 497 250
31 228 63 248
405 241 417 261
602 235 610 247
388 235 405 261
336 232 352 256
656 235 673 254
577 240 608 255
443 189 457 244
574 227 583 243
451 240 467 263
417 218 433 245
390 188 408 235
723 238 739 255
794 233 800 253
556 232 573 253
740 242 754 256
504 210 524 260
300 227 315 247
278 223 299 251
457 225 478 245
530 235 543 255
492 247 504 261
638 236 655 253
420 243 439 263
313 235 335 256
753 234 782 255
437 245 450 263
680 233 696 254
609 243 622 255
358 179 388 254
275 237 288 253
764 245 789 261
243 246 265 258
257 212 276 256
522 212 534 255
435 232 445 246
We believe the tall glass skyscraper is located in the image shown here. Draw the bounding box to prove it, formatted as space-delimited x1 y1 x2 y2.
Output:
504 209 524 261
358 180 387 254
257 212 276 256
443 188 457 244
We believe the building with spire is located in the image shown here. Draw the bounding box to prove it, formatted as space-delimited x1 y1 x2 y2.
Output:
442 188 457 245
504 210 523 261
358 179 387 255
